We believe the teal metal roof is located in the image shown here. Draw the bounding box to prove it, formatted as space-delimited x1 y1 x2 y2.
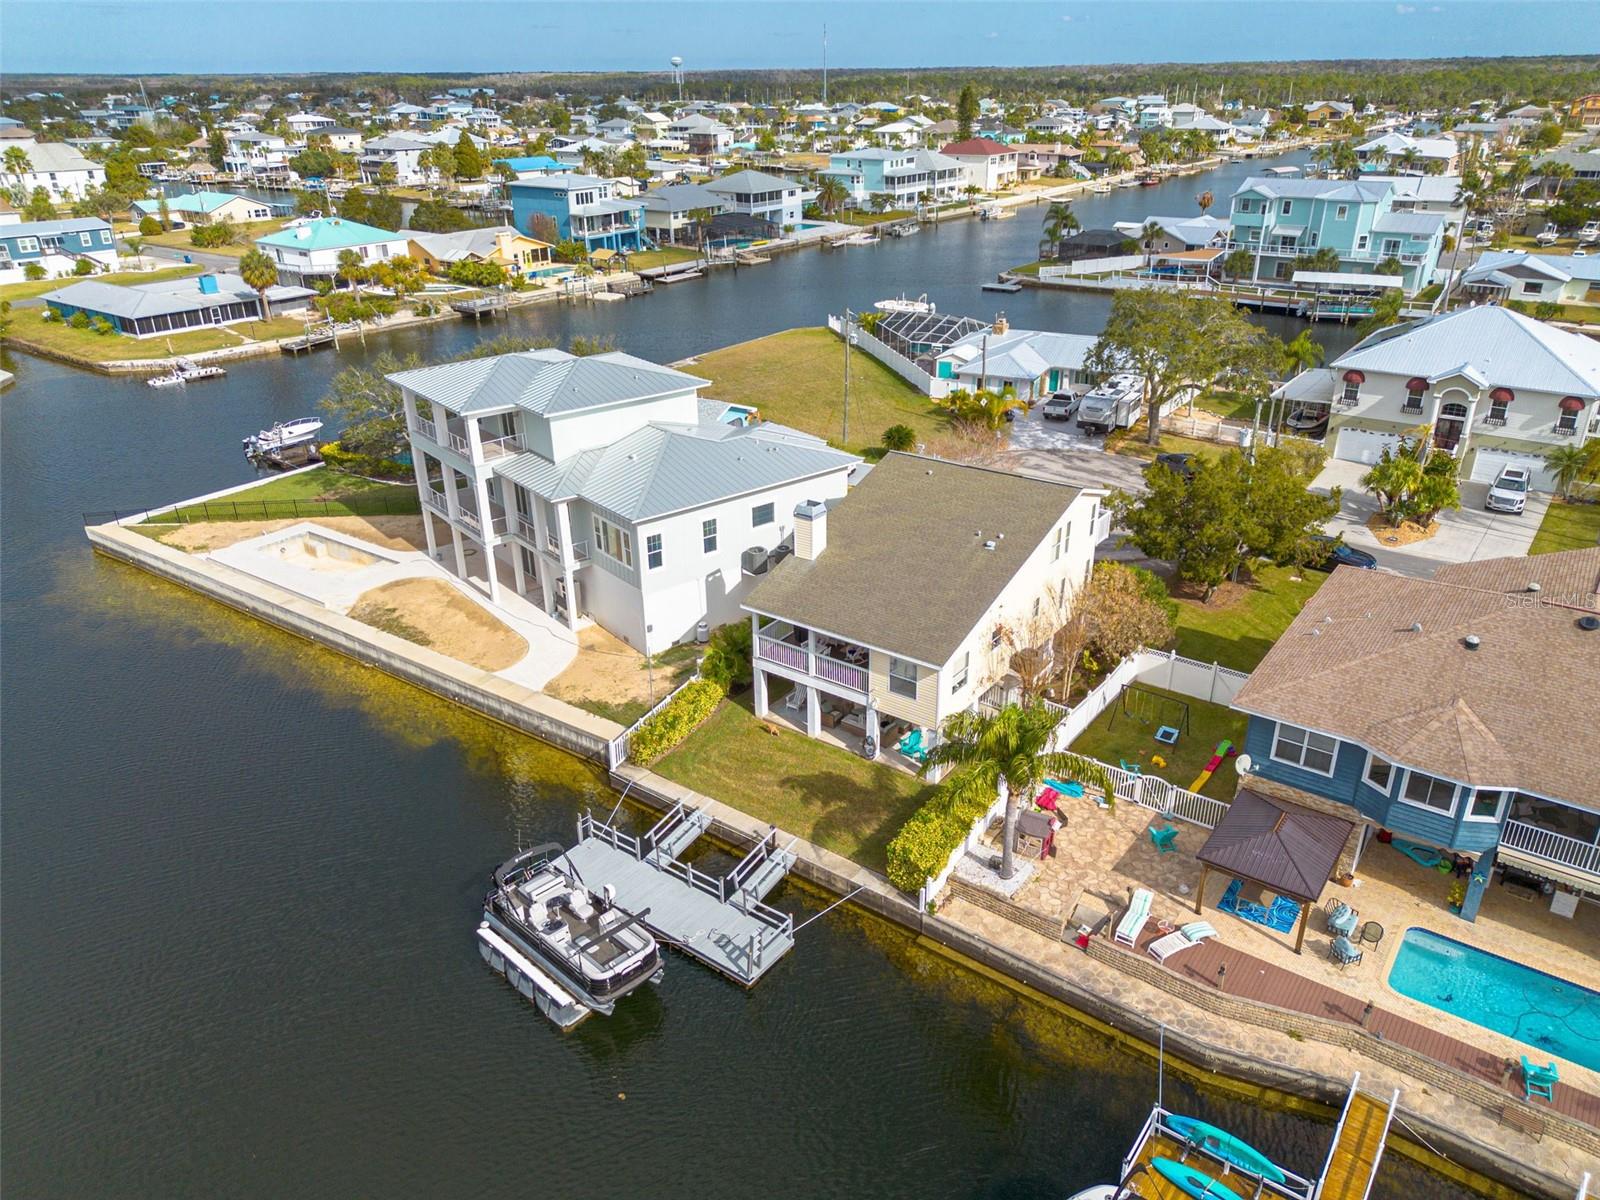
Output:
256 216 403 251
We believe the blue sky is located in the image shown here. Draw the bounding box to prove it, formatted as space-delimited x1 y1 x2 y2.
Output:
5 2 1598 75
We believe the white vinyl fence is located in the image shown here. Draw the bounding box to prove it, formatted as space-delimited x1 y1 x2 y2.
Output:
828 314 952 399
606 668 702 769
1039 255 1144 278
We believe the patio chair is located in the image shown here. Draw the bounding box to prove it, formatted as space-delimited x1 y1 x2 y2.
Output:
1149 823 1179 853
1330 935 1364 969
1522 1057 1559 1103
1114 887 1153 947
1326 899 1359 937
1119 760 1143 776
896 728 928 763
1148 921 1217 964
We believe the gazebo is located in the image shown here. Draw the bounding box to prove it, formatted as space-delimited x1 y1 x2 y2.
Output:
1192 788 1355 954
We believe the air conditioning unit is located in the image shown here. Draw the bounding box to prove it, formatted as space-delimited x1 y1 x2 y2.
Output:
741 546 770 576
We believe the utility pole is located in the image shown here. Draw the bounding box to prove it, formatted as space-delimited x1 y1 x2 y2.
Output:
822 25 828 106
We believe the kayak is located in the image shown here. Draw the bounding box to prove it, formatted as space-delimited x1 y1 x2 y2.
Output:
1165 1115 1288 1184
1151 1157 1245 1200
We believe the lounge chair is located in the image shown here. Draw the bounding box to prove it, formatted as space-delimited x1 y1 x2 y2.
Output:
1330 935 1364 968
896 728 928 763
1522 1056 1559 1103
1119 760 1143 776
1148 921 1217 963
1114 888 1154 946
1149 823 1179 853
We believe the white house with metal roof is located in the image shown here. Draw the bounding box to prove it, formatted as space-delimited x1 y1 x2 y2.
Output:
932 320 1100 399
702 170 805 229
1278 305 1600 489
255 216 409 287
388 349 858 652
1460 250 1600 306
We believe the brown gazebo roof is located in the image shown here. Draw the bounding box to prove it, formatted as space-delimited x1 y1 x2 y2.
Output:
1195 789 1353 903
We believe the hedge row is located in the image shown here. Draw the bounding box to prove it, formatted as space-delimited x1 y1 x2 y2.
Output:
884 786 992 896
319 442 413 480
627 678 725 765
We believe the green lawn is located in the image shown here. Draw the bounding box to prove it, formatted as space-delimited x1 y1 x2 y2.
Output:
1170 562 1329 672
1530 498 1600 554
1069 685 1248 801
4 308 310 364
831 208 915 226
690 326 948 456
624 246 702 271
1190 390 1258 422
142 466 421 524
0 263 201 303
1106 429 1236 463
654 690 936 873
141 220 288 258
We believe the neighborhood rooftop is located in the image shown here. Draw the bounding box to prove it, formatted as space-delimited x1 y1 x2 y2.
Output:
387 349 711 416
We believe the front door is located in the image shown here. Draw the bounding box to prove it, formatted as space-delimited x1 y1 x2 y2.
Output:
1434 418 1463 452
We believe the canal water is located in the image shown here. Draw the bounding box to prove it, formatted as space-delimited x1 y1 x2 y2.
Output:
3 154 1465 1198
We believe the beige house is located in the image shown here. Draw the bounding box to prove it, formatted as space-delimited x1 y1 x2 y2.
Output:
743 453 1109 765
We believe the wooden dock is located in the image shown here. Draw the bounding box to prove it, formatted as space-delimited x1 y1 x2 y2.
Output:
562 807 796 987
280 330 335 354
451 295 508 320
1317 1086 1398 1200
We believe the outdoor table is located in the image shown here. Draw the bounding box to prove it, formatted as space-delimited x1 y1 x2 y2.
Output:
1358 921 1384 949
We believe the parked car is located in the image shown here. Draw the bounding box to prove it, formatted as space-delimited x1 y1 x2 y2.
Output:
1154 452 1195 480
1042 391 1080 421
1309 534 1377 571
1285 406 1329 435
1485 465 1531 514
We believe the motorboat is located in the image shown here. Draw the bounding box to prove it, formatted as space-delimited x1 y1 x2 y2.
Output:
874 293 936 314
480 844 664 1027
243 416 324 457
147 357 227 388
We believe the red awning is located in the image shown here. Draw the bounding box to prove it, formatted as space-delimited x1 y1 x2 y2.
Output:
1490 386 1515 403
1342 369 1365 384
1559 395 1586 413
1405 376 1428 391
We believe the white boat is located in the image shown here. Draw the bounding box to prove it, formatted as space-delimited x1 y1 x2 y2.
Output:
1091 182 1113 194
874 293 936 315
147 357 227 388
243 417 324 457
839 231 879 246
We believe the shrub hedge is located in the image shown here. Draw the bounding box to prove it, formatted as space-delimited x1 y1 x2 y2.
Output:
884 786 992 895
317 441 413 479
627 678 725 765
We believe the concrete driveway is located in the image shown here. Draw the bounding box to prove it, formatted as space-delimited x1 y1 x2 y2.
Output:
1002 408 1151 493
1312 458 1550 578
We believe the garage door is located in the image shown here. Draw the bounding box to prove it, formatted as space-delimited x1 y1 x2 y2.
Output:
1468 448 1560 492
1334 427 1401 465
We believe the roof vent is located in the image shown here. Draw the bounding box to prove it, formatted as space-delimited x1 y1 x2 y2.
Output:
1527 581 1541 594
1579 615 1600 632
983 539 997 551
1463 634 1481 651
1411 622 1423 633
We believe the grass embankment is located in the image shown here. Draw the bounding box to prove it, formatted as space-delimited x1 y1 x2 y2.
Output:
1531 498 1600 554
624 246 702 271
1169 563 1328 672
142 466 420 523
690 326 947 456
0 264 201 303
654 689 935 873
1069 685 1249 801
4 309 309 363
830 209 915 227
140 220 288 258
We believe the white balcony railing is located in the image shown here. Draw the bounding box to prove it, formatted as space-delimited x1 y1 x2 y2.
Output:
515 515 538 544
756 636 868 693
422 489 449 516
1501 819 1600 878
411 416 438 441
815 655 868 693
445 430 470 456
481 434 524 460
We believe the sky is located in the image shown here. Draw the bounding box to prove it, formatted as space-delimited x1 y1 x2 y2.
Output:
4 1 1599 75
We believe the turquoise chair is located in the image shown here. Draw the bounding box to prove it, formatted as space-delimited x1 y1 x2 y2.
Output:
897 729 928 763
1119 760 1143 776
1149 824 1179 853
1522 1056 1559 1103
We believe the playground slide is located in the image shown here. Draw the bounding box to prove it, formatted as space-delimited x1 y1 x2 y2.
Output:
1188 740 1234 793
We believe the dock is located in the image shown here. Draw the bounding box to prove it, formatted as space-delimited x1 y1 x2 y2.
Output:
1316 1083 1399 1200
281 330 335 354
562 804 797 986
653 268 704 284
982 276 1023 293
451 294 508 320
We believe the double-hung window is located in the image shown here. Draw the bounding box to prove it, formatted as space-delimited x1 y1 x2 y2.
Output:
1271 723 1337 775
1402 770 1457 813
950 653 969 693
646 533 663 570
1051 526 1063 562
702 518 718 553
888 656 917 698
1363 753 1394 792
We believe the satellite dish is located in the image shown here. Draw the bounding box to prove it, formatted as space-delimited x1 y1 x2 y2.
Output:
1234 753 1253 775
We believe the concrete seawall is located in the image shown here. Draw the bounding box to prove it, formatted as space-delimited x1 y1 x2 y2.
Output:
87 521 619 762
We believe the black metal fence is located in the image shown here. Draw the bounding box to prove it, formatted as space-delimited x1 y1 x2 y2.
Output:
83 494 423 527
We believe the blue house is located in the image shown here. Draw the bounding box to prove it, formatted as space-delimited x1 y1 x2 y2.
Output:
1227 177 1445 294
0 217 118 284
1228 552 1600 922
506 175 646 252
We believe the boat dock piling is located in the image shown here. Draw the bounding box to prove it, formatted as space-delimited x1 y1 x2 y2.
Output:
563 804 797 986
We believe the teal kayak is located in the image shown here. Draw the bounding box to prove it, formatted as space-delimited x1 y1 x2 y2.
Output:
1164 1115 1287 1184
1152 1157 1245 1200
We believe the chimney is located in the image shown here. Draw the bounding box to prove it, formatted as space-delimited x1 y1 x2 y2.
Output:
992 312 1009 335
793 499 828 560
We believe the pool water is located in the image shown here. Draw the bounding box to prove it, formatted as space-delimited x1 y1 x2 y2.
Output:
1388 927 1600 1070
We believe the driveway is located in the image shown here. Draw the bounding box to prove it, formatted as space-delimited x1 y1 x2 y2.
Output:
1312 458 1550 578
1002 408 1150 493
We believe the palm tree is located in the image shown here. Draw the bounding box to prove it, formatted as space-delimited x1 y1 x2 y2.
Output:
1546 161 1575 199
1195 189 1214 215
2 146 32 189
1139 219 1165 266
1281 329 1325 378
1039 200 1079 259
238 248 279 321
1395 148 1422 175
922 702 1111 881
1545 443 1593 499
336 248 368 296
814 175 849 216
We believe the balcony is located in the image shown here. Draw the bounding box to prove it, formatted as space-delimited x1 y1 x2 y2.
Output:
481 434 524 460
1501 819 1600 881
541 529 590 563
411 416 438 442
422 488 449 516
755 621 869 694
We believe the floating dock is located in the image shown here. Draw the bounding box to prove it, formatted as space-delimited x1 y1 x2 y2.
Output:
562 805 796 986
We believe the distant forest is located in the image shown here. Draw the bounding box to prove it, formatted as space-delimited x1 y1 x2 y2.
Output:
9 56 1600 110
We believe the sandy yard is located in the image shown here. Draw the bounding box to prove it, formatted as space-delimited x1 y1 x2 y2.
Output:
157 515 429 554
347 577 527 671
544 626 659 710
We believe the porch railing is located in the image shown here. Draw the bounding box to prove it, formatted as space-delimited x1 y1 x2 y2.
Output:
1501 819 1600 878
757 636 808 672
422 489 449 516
410 416 438 441
480 434 524 460
815 655 868 693
445 430 470 456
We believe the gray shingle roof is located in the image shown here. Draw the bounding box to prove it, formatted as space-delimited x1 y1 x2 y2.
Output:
42 272 312 319
387 350 710 417
745 453 1085 665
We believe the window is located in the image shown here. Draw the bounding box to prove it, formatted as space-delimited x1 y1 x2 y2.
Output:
1521 281 1543 296
888 656 917 698
1280 200 1293 216
1051 526 1063 561
1032 597 1041 618
1487 397 1509 424
1342 380 1360 404
1355 235 1368 251
702 518 718 553
646 533 663 569
1271 723 1337 775
1467 788 1507 821
1557 408 1580 434
951 653 969 693
990 626 1003 650
751 501 774 526
591 515 634 568
15 237 38 253
99 229 112 245
1402 770 1457 813
1335 204 1349 220
1404 383 1425 410
1364 754 1394 792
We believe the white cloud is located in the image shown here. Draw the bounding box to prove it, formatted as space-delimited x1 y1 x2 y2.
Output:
1395 3 1416 11
985 30 999 38
1061 14 1073 20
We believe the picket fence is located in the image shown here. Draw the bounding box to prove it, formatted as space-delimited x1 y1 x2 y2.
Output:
606 668 702 770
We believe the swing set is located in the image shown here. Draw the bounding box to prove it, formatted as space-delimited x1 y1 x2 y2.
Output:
1108 685 1191 742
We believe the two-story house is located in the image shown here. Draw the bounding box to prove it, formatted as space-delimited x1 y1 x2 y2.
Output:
223 130 289 176
1354 132 1460 175
744 454 1109 765
1229 551 1600 921
3 140 107 202
358 135 432 185
254 216 410 288
506 175 646 253
667 113 732 156
637 182 729 245
702 170 804 230
824 148 966 207
1286 305 1600 490
0 217 118 283
389 349 858 653
940 138 1020 192
1227 177 1445 294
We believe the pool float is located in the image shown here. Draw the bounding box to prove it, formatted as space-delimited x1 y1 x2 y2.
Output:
1392 837 1443 869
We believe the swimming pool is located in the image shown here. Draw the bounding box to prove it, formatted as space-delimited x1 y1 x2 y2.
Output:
1388 927 1600 1070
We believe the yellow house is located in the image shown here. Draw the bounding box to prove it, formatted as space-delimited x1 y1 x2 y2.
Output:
407 224 556 276
1567 94 1600 127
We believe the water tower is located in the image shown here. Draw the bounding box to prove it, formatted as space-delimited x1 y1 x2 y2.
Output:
670 56 684 103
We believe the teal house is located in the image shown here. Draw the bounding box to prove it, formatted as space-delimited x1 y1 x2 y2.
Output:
1227 177 1445 294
